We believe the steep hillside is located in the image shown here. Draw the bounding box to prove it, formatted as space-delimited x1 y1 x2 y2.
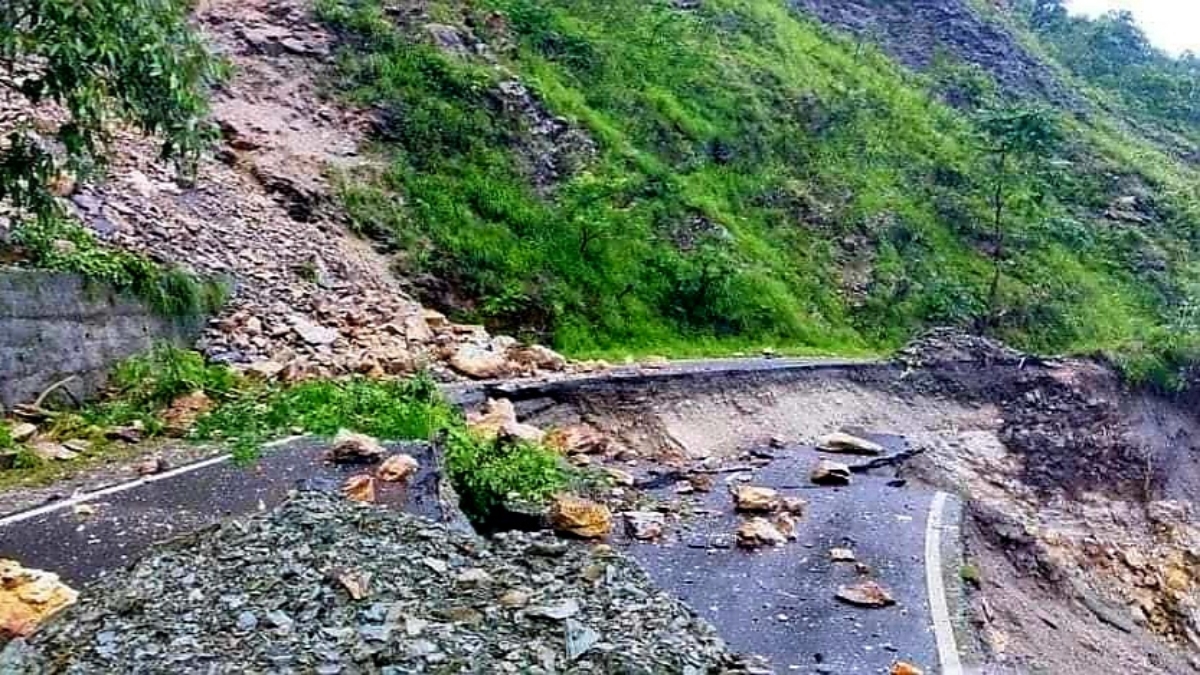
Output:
314 0 1200 381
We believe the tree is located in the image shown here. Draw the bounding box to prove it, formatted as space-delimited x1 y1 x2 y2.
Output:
976 106 1059 327
0 0 223 221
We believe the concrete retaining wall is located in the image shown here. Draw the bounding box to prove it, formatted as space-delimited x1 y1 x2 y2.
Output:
0 268 204 409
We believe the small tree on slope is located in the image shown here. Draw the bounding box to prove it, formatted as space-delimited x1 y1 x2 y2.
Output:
976 105 1059 329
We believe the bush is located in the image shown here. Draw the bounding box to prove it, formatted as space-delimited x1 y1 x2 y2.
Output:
443 429 567 517
110 345 239 409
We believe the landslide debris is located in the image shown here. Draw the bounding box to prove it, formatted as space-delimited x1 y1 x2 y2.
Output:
2 491 747 673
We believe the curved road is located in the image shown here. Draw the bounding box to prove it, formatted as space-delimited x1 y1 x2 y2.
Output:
0 360 964 673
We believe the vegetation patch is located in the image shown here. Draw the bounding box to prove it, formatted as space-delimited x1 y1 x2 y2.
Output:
314 0 1200 376
5 347 568 520
8 216 228 319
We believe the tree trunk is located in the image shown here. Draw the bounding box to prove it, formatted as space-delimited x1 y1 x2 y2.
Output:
985 151 1008 329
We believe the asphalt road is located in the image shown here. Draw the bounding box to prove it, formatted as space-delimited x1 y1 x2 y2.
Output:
618 434 961 675
0 437 464 585
0 361 962 673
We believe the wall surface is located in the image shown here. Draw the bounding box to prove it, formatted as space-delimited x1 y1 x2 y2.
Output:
0 268 203 409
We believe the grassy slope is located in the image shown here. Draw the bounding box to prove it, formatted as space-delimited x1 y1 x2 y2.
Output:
317 0 1200 381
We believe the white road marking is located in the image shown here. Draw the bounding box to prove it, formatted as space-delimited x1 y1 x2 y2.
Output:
925 491 964 675
0 436 303 529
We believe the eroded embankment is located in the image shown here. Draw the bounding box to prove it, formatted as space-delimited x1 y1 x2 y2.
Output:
484 333 1200 673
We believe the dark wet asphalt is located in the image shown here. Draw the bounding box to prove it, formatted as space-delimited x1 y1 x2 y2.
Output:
0 434 951 674
619 435 943 674
0 438 458 586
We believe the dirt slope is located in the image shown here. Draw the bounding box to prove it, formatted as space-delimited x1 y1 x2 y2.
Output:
15 0 568 383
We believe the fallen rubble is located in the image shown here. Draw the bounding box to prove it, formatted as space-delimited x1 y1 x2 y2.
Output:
1 491 750 673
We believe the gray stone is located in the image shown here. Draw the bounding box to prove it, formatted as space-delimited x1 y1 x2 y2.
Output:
291 316 339 345
0 269 205 409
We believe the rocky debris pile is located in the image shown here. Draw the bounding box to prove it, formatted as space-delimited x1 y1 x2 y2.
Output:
895 327 1032 369
2 0 571 384
997 365 1141 496
2 491 749 673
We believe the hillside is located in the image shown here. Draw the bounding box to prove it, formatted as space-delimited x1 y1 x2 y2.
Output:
308 0 1200 384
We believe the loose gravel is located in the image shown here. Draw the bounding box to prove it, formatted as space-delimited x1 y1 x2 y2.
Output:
1 491 751 674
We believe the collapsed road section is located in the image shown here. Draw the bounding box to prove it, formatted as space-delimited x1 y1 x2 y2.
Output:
6 331 1200 672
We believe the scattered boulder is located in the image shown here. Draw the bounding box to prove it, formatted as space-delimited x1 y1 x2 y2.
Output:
134 456 169 477
342 474 376 503
326 430 386 464
161 391 214 437
376 454 419 483
781 496 807 515
290 316 339 346
498 589 531 608
242 360 286 381
816 431 884 456
772 513 798 541
467 399 545 444
836 580 896 608
604 467 635 487
526 598 581 621
545 424 610 455
811 459 851 486
448 344 510 380
0 560 78 641
106 421 145 444
830 547 856 562
732 485 781 513
9 424 36 444
549 495 613 539
508 344 568 372
736 517 787 549
625 512 666 540
30 442 76 462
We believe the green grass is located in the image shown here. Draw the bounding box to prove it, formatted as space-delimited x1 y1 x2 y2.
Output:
10 215 228 319
1 347 569 520
312 0 1200 383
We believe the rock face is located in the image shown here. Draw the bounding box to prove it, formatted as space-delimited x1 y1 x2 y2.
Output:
549 495 613 539
1 493 743 672
788 0 1071 105
0 560 78 642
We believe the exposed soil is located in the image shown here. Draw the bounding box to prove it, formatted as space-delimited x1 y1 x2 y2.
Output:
498 332 1200 673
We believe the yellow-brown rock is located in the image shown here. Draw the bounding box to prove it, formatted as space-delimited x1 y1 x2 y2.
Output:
161 391 214 437
467 398 545 443
342 474 376 503
549 495 612 538
0 559 79 640
377 454 420 483
732 485 781 513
